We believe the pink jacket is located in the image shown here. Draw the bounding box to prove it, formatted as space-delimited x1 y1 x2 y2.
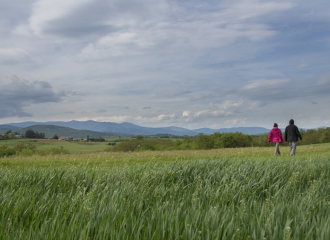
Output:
268 127 284 143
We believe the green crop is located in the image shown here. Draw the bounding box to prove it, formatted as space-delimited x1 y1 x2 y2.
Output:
1 154 330 239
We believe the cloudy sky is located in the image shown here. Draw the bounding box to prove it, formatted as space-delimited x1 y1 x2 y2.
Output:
0 0 330 129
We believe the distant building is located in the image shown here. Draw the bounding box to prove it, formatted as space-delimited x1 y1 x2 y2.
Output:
15 135 22 139
58 136 68 141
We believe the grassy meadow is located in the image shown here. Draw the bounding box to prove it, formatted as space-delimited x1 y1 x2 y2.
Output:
0 139 109 154
1 143 330 239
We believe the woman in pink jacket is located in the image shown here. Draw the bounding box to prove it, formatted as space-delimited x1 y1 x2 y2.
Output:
268 123 284 156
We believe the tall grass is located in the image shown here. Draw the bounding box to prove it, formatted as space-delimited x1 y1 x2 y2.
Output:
1 155 330 239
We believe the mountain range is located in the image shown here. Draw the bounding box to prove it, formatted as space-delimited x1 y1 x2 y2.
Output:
0 120 272 136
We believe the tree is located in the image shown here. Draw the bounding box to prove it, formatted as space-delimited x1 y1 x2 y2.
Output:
53 134 59 140
35 132 45 139
221 133 237 148
299 129 306 138
321 129 330 143
194 133 214 149
8 133 16 139
5 130 12 135
87 135 89 142
136 135 144 140
25 129 36 138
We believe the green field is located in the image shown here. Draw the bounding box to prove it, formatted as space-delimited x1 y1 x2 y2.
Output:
0 139 109 153
1 144 330 239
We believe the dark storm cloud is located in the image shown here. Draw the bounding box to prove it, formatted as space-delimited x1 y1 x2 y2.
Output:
0 77 62 118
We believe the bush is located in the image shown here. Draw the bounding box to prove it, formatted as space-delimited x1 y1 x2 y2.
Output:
107 140 141 152
0 148 16 157
140 143 155 151
136 135 144 140
0 144 8 150
17 149 35 156
37 146 70 155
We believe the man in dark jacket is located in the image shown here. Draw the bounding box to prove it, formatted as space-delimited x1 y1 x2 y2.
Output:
285 119 302 156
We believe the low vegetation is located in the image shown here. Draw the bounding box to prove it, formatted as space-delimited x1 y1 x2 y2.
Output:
105 127 330 152
1 145 330 239
0 143 69 157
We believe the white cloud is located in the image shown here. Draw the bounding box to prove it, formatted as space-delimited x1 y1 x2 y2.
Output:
216 100 244 110
12 24 32 37
0 48 35 65
242 78 290 91
225 118 247 125
77 0 293 60
135 114 176 123
182 110 233 121
84 115 133 122
2 0 330 129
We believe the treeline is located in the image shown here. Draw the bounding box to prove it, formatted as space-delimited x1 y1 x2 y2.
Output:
252 127 330 147
106 132 253 152
0 129 45 139
1 130 20 140
107 128 330 152
24 129 46 139
0 144 69 158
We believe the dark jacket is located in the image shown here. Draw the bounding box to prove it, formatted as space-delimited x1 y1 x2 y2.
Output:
285 124 302 142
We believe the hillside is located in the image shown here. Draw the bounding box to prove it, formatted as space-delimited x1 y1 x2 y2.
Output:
0 125 22 135
18 125 117 139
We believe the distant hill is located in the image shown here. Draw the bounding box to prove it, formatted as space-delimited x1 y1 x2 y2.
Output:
18 125 117 138
2 121 272 136
0 125 22 135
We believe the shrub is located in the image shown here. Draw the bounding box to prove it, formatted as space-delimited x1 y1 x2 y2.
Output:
139 143 155 151
0 144 8 150
37 146 70 155
17 149 34 156
14 143 36 152
0 148 16 157
107 140 141 152
136 135 144 140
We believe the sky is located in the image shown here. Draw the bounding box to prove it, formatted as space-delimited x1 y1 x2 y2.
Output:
0 0 330 130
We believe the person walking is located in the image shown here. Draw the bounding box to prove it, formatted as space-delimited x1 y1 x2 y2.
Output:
268 123 284 156
285 119 302 156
